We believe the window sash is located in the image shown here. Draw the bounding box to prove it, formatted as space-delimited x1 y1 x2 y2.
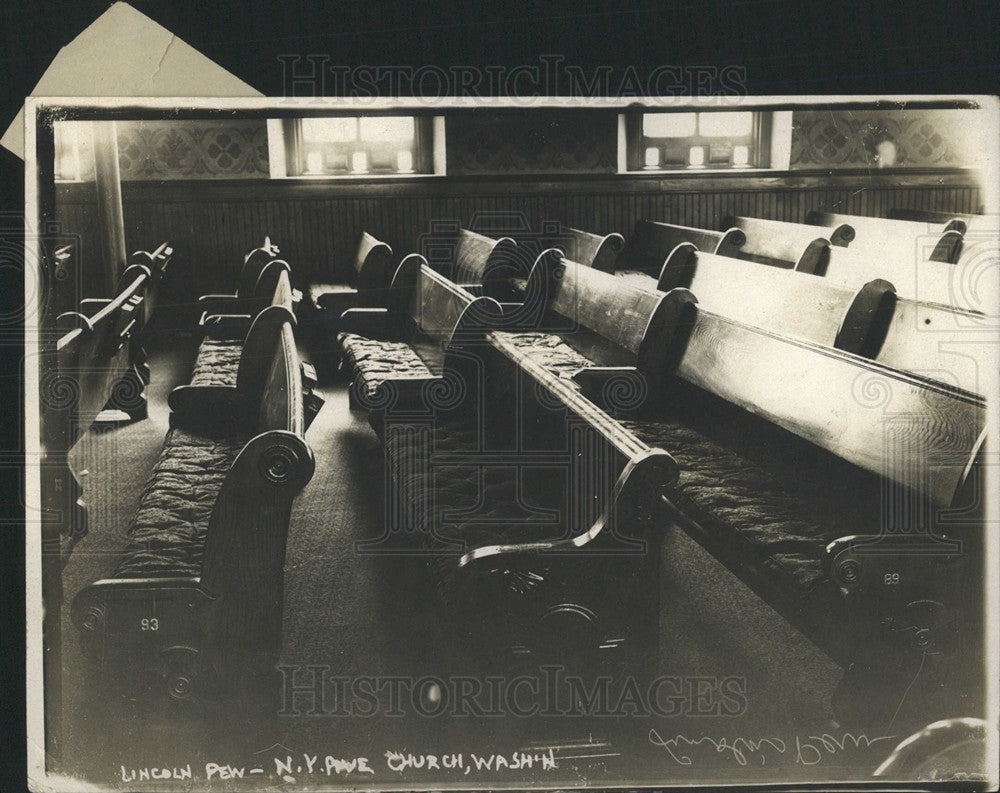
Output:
284 116 433 177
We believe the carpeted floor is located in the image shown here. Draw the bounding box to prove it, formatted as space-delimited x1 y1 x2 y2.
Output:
54 326 864 787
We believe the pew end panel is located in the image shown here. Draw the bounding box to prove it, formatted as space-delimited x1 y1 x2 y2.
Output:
931 229 965 263
715 226 747 256
832 278 897 358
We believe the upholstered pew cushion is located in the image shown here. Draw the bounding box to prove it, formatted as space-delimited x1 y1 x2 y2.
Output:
113 427 246 579
621 415 882 596
338 332 435 399
189 338 242 388
489 331 593 380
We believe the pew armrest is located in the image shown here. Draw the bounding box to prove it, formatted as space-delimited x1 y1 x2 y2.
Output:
457 448 677 567
338 308 401 339
197 294 263 318
79 298 112 312
72 576 211 643
199 312 253 338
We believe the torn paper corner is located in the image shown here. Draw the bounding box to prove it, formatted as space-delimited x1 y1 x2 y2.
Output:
3 1 263 159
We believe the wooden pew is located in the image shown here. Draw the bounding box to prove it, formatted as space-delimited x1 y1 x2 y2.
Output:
722 214 833 272
191 266 301 390
196 237 290 321
644 242 989 395
73 313 321 704
41 245 171 543
352 257 680 666
556 226 625 272
421 228 520 300
337 255 504 414
641 242 896 354
807 210 965 264
308 230 394 312
646 304 985 697
616 218 746 274
821 244 997 313
497 256 697 409
486 263 985 715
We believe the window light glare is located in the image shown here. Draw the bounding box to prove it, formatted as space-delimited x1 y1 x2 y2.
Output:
732 144 750 166
302 117 357 143
644 147 660 168
396 151 414 172
304 150 324 174
688 146 706 167
351 151 369 173
699 111 754 137
359 116 415 142
643 112 697 138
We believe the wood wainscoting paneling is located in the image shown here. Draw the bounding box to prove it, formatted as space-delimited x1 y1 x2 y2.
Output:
54 169 982 315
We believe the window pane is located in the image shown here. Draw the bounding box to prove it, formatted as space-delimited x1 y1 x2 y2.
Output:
302 117 357 143
698 111 754 137
359 116 415 142
643 112 697 138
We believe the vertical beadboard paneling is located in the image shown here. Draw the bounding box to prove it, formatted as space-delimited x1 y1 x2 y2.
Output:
54 176 980 306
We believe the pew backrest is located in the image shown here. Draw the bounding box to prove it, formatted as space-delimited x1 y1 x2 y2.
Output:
537 257 696 391
667 300 985 508
236 237 284 297
618 219 746 273
257 319 305 437
723 215 832 272
236 270 298 404
657 243 896 355
388 255 502 352
873 296 990 396
558 227 625 273
352 231 394 292
806 211 964 264
444 229 519 288
821 245 997 313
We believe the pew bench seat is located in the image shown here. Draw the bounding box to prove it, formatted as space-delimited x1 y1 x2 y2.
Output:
620 412 880 597
338 332 437 400
111 427 246 579
189 338 243 388
490 330 593 379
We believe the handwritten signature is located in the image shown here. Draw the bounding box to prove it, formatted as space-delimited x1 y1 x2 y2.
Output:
648 729 896 766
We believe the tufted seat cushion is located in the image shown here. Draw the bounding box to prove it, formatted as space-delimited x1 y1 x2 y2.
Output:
489 331 594 379
338 332 435 399
190 338 242 388
113 427 246 578
621 412 882 596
